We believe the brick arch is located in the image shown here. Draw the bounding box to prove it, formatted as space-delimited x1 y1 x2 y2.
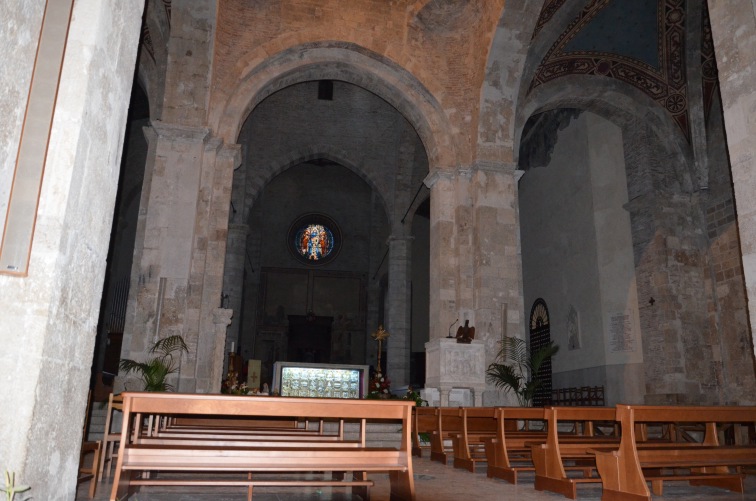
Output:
243 144 391 227
516 74 695 193
213 42 459 172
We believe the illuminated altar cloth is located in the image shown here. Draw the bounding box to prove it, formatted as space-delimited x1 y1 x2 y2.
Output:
272 362 369 399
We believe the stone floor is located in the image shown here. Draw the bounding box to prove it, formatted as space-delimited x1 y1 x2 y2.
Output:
79 457 756 501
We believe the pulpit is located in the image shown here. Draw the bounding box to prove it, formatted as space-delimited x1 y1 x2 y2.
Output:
424 337 486 406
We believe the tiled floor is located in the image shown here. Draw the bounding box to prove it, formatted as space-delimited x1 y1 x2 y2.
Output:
80 458 756 501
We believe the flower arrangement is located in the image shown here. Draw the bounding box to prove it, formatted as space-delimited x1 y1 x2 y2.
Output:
367 371 391 399
221 372 254 395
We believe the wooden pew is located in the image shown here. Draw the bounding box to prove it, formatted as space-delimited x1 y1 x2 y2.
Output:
590 404 756 501
110 392 415 501
530 406 620 499
451 407 498 472
485 407 548 483
429 407 463 464
412 406 437 457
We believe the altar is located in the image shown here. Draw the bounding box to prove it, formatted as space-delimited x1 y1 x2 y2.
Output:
272 361 369 399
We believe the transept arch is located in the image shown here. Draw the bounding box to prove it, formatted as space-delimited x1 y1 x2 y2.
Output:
516 75 696 193
212 42 459 173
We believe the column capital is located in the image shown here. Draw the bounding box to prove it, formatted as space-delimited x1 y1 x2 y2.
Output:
423 169 455 189
151 120 212 144
473 160 517 174
227 223 250 234
212 307 234 326
218 142 242 169
387 234 415 243
424 162 518 188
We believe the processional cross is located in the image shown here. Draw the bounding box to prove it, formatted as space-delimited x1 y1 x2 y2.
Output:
371 325 390 374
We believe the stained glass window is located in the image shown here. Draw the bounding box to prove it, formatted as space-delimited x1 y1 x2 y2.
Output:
288 214 341 265
294 224 335 261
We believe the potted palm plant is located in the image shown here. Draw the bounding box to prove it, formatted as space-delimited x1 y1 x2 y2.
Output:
486 336 559 406
118 335 188 391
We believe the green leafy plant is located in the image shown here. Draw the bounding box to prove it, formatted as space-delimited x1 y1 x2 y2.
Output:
119 335 188 391
404 386 428 407
486 336 559 406
1 471 30 501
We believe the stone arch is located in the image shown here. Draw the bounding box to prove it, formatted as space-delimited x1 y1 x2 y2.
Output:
477 0 547 162
137 0 170 121
213 41 459 172
516 75 696 194
243 144 392 227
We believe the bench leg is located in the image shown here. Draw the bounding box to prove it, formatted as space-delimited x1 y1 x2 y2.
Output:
352 471 370 501
690 475 745 493
534 475 578 500
651 479 663 496
388 469 415 501
593 450 651 501
111 470 139 501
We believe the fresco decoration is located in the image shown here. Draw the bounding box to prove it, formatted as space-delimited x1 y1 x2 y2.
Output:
288 213 342 265
163 0 172 28
530 0 690 140
701 2 719 122
141 23 155 62
533 0 568 39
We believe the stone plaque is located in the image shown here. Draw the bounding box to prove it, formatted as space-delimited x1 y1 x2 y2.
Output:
609 312 635 352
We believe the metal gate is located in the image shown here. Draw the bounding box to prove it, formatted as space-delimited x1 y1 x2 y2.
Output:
529 298 553 407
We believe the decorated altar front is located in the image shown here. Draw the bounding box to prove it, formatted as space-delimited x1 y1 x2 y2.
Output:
272 361 369 399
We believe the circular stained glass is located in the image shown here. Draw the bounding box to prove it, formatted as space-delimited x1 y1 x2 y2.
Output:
288 214 341 265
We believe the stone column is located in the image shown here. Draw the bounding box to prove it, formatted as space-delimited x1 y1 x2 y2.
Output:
209 308 234 393
223 223 249 354
386 234 413 387
424 170 459 342
193 142 240 393
708 1 756 369
121 122 211 392
424 164 525 406
468 163 525 405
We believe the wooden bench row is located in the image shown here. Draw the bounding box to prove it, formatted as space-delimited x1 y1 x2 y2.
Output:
110 392 416 501
413 404 756 500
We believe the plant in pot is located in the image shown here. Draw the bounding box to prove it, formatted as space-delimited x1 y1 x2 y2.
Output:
118 335 188 391
486 335 559 406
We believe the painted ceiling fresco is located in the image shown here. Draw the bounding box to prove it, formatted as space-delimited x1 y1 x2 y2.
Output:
530 0 690 139
701 3 719 122
533 0 568 38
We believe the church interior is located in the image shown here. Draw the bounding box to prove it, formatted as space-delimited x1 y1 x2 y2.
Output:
1 1 756 499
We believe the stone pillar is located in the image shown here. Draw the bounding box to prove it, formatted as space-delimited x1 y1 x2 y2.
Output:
121 122 211 391
708 1 756 371
209 308 234 393
424 164 525 405
0 1 144 499
223 223 249 354
386 234 413 387
193 142 240 392
424 171 459 342
468 163 525 405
